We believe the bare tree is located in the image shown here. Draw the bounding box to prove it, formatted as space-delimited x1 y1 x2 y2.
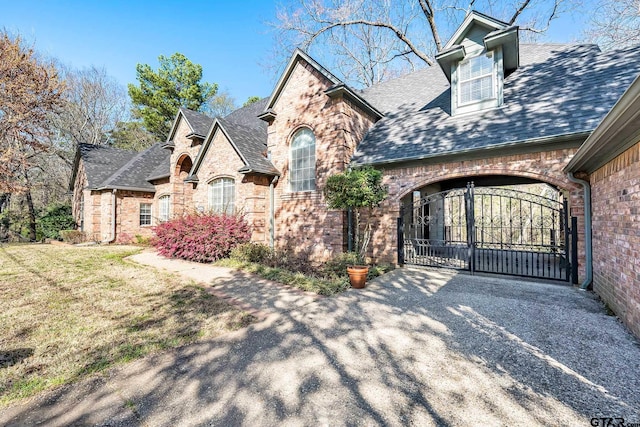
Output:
0 31 65 239
52 65 131 164
204 90 238 118
584 0 640 49
272 0 572 88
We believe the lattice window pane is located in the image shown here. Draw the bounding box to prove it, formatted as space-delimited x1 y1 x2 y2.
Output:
290 128 316 192
208 178 235 214
140 203 152 226
459 53 494 105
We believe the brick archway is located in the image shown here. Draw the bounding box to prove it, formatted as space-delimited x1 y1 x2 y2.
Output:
173 154 193 216
370 148 587 282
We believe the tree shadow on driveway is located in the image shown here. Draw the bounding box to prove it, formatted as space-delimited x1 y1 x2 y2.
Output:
2 268 639 426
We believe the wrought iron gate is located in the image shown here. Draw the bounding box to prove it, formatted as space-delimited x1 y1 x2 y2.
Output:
397 183 578 282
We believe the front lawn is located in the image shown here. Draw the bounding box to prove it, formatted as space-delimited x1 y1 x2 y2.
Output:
0 244 254 407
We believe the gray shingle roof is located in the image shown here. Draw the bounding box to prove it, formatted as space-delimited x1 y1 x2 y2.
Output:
77 144 136 189
225 98 268 126
221 98 279 175
147 156 171 182
353 43 640 165
99 143 170 192
180 107 214 137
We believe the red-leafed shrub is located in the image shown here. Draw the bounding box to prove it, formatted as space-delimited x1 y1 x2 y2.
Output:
152 212 251 262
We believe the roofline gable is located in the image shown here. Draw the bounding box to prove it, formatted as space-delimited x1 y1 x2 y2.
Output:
262 48 342 114
444 10 508 50
166 108 195 143
190 119 250 177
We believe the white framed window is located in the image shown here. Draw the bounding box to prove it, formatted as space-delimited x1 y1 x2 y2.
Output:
158 195 170 223
208 178 235 214
458 52 494 105
290 128 316 192
140 203 152 226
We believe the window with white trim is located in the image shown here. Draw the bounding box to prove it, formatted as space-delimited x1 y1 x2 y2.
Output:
158 195 170 223
140 203 152 226
208 178 235 214
458 52 494 105
289 128 316 192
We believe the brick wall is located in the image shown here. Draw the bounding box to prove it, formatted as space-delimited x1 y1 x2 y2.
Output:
267 58 377 261
115 190 155 242
590 140 640 338
369 148 586 281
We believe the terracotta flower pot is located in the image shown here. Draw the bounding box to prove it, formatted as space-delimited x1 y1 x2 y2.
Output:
347 265 369 289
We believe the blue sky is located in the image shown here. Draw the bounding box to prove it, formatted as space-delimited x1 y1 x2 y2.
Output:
1 1 590 106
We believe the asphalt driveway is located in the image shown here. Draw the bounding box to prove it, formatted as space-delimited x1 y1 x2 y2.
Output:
2 266 639 426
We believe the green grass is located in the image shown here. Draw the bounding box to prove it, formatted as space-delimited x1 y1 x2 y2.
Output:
0 244 255 407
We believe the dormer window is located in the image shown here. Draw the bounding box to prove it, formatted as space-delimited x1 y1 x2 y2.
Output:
434 11 520 117
450 47 503 115
459 52 494 105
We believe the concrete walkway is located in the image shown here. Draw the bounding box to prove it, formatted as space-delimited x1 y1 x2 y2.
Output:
128 251 322 319
2 254 640 426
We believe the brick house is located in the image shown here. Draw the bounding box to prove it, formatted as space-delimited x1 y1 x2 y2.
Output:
71 11 640 334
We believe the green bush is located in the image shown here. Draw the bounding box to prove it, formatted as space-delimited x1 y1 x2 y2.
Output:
230 242 273 263
134 235 151 245
59 230 86 244
322 252 360 278
38 204 76 240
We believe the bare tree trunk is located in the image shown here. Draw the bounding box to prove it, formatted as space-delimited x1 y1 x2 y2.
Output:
25 188 37 241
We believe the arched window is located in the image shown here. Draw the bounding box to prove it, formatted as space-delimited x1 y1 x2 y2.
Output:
290 128 316 192
208 178 235 214
158 195 170 222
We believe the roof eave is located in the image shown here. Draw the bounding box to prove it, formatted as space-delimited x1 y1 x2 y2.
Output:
324 84 384 119
484 26 520 72
184 174 199 183
257 109 277 122
435 45 466 82
238 166 281 176
147 173 170 182
94 185 156 193
354 131 591 167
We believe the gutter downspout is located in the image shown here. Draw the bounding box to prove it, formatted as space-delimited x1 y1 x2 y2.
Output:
106 189 117 244
269 176 279 249
567 172 592 290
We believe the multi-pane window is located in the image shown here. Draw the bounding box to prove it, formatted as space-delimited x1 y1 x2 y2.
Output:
459 52 494 104
290 128 316 192
208 178 235 214
158 195 170 223
140 203 152 226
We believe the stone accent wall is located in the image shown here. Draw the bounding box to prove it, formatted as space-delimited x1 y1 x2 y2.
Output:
267 58 377 260
590 140 640 338
369 147 586 281
192 129 269 243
